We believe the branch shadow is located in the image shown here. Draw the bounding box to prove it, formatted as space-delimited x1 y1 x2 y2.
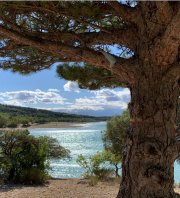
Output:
0 178 68 193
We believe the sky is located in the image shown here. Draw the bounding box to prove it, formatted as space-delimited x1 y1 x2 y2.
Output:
0 63 130 116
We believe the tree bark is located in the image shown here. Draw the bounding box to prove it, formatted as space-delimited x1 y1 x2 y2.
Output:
117 67 180 198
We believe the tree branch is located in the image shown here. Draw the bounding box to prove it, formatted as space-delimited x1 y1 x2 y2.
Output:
0 2 114 35
81 29 137 51
0 25 137 84
109 2 140 25
0 25 90 63
112 57 137 85
0 43 27 54
56 63 124 90
0 5 137 50
1 28 137 51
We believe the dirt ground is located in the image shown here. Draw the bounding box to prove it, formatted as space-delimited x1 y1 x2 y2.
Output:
0 179 179 198
0 179 119 198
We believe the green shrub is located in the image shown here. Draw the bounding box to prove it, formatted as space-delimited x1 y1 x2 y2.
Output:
94 168 113 180
21 119 30 127
77 152 115 185
87 176 98 186
0 130 70 184
20 168 49 184
7 119 18 128
0 115 7 128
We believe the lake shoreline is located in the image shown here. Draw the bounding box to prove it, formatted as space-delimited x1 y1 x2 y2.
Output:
28 121 85 129
0 121 89 131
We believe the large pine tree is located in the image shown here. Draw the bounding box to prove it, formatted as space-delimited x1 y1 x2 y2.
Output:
0 1 180 197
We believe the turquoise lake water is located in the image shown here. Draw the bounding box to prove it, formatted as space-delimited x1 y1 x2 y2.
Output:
29 122 180 183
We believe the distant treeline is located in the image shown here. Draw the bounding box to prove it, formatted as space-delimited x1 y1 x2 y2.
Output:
0 104 110 128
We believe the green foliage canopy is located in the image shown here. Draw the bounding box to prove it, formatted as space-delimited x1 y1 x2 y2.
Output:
0 130 70 184
0 1 134 89
77 152 114 180
57 63 123 90
103 110 130 158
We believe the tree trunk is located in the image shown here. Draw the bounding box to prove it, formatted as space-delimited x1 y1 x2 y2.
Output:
117 70 180 198
115 163 120 177
8 167 15 182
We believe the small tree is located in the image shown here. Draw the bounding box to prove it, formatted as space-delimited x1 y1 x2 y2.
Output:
77 111 129 180
76 154 94 177
77 152 113 180
94 150 122 178
103 110 129 158
103 111 129 177
101 150 121 178
0 130 70 184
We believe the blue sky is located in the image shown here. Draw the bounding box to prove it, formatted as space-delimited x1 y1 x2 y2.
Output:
0 63 130 116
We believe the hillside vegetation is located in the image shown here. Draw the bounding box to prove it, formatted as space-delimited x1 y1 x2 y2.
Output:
0 104 109 128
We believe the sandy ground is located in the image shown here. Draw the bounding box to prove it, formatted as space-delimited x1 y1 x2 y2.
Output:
28 122 84 129
0 179 119 198
0 179 179 198
0 122 84 131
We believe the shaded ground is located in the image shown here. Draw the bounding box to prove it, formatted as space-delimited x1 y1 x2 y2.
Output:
0 179 179 198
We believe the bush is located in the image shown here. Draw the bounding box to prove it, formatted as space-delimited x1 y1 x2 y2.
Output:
0 130 70 184
21 119 30 127
7 118 19 128
7 123 18 128
77 151 115 185
19 168 49 184
94 168 113 180
87 176 99 186
0 115 7 128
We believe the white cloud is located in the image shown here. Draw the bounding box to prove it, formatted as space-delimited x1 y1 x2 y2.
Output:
0 87 131 116
0 89 66 106
72 97 104 111
93 88 130 102
48 89 59 92
64 81 80 93
66 88 130 111
34 88 130 116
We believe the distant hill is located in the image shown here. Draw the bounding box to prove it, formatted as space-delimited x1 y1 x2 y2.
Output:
0 104 110 128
